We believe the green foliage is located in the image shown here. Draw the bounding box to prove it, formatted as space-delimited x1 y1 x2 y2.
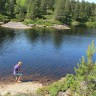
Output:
73 40 96 96
71 21 80 26
0 14 9 22
37 41 96 96
85 22 96 28
24 19 62 26
0 0 6 13
37 87 48 96
26 0 41 19
41 0 48 14
0 0 96 26
14 0 27 20
5 0 15 17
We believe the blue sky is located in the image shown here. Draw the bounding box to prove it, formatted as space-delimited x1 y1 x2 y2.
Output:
80 0 96 3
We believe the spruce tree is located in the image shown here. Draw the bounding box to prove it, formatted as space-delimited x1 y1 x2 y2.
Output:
14 0 27 20
54 0 66 23
27 0 41 19
73 41 96 96
0 0 6 14
5 0 15 17
41 0 48 15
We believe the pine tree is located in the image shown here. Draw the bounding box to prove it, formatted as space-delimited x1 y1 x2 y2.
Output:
26 0 34 19
73 41 96 96
0 0 6 14
73 0 80 20
5 0 15 17
54 0 66 23
41 0 48 15
27 0 41 19
14 0 27 20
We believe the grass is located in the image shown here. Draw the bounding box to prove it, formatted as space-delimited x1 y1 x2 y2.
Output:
24 19 62 26
37 74 74 96
85 21 96 28
71 21 80 26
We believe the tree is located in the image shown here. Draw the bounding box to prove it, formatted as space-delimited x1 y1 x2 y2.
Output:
14 0 27 20
54 0 72 24
0 0 6 14
41 0 48 14
26 0 41 19
54 0 66 23
5 0 15 17
73 41 96 96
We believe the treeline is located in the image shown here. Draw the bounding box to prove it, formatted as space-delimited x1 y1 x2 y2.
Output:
0 0 96 24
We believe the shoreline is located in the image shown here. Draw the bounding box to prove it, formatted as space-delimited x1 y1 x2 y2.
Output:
0 75 59 96
1 22 32 29
0 82 43 96
0 75 59 85
0 22 70 30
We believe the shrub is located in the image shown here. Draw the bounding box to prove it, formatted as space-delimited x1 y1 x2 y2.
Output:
24 19 62 26
37 41 96 96
71 21 80 26
85 22 96 28
0 14 10 22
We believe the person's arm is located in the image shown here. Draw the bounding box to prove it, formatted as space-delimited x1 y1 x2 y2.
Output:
18 66 21 72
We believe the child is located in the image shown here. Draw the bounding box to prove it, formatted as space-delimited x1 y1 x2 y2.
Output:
13 62 22 82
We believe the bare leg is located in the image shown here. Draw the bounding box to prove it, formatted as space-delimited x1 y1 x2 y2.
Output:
17 76 22 82
16 77 18 82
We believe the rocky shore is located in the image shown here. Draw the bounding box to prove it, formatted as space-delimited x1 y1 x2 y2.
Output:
0 22 70 30
1 22 32 29
0 82 42 96
52 24 70 30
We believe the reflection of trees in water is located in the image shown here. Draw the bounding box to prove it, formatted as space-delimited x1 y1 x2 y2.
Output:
0 27 15 47
52 30 64 49
26 27 91 49
26 28 52 43
26 28 40 43
26 28 66 48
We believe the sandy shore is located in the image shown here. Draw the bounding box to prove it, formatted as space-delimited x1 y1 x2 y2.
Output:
0 82 42 96
1 22 32 29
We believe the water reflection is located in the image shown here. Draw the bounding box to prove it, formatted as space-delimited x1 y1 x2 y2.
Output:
0 26 96 81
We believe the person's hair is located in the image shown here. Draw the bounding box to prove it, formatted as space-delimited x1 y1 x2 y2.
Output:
18 62 22 65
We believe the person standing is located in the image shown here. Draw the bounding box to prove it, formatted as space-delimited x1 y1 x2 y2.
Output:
13 62 22 82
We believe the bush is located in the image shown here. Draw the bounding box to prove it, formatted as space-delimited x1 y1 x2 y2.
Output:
0 14 10 22
71 21 80 26
37 87 48 96
24 19 62 26
85 22 96 28
37 41 96 96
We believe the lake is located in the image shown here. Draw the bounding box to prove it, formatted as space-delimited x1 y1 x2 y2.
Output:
0 26 96 83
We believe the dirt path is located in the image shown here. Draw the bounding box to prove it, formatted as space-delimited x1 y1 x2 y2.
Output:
0 82 42 96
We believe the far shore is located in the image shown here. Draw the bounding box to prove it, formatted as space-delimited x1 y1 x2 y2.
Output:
0 22 70 30
1 22 32 29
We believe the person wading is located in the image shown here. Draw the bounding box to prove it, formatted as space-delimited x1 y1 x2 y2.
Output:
13 62 22 82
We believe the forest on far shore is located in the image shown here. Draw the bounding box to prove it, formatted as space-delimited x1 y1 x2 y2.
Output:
0 0 96 27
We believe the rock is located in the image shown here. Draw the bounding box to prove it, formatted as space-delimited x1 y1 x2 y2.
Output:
52 25 70 30
1 22 32 29
0 22 4 25
28 24 36 27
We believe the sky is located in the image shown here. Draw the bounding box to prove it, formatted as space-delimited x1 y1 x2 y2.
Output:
80 0 96 3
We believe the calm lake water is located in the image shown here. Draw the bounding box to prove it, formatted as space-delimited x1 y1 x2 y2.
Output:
0 26 96 82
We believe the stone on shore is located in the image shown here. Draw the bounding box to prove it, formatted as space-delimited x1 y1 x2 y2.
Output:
52 24 70 30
